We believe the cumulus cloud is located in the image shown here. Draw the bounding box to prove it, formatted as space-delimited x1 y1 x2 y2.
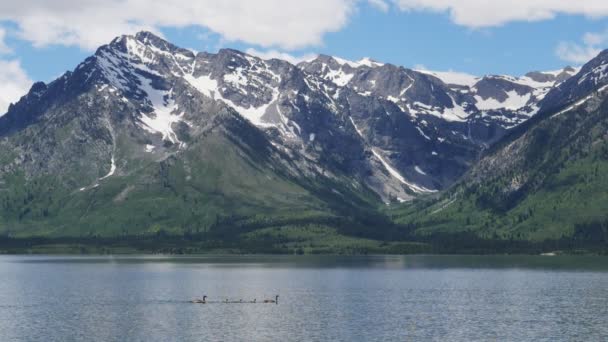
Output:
0 0 360 51
368 0 390 12
556 43 601 65
0 59 32 115
0 28 11 54
245 48 318 65
556 29 608 64
393 0 608 28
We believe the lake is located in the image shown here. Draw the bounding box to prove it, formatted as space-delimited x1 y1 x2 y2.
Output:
1 255 607 341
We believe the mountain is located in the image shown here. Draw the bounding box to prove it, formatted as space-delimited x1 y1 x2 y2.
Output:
0 32 387 240
393 51 608 248
0 31 587 252
298 55 578 198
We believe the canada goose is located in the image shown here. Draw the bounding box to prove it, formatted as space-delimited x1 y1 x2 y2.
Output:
191 295 207 304
263 295 279 304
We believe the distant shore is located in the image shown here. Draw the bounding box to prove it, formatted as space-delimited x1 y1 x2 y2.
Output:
1 236 606 256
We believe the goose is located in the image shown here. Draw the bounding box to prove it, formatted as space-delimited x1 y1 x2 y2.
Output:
263 295 279 304
191 295 207 304
251 299 257 303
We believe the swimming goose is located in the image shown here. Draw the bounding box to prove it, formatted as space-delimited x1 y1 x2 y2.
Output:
191 295 207 304
263 295 279 304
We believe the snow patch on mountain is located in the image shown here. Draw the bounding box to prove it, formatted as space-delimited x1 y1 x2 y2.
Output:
416 126 431 140
184 72 279 127
515 76 555 89
333 56 384 69
371 148 437 194
349 117 365 138
416 69 479 87
326 68 354 87
440 100 470 122
96 51 132 92
554 84 608 117
137 75 185 144
357 57 384 68
415 166 427 175
184 73 217 97
401 74 416 95
100 154 117 180
475 91 532 111
124 36 157 65
223 67 250 87
222 91 279 127
578 63 608 86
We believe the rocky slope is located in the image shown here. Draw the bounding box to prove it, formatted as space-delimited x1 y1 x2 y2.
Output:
299 55 578 198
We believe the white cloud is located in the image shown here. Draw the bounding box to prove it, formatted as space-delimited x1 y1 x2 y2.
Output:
0 28 11 54
245 48 318 65
393 0 608 28
0 0 364 51
0 59 32 115
583 31 608 46
556 42 600 64
556 29 608 64
368 0 390 12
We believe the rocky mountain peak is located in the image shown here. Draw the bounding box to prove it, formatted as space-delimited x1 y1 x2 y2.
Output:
524 66 579 85
0 32 589 204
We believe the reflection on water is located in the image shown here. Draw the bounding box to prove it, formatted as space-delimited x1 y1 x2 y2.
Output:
1 255 607 341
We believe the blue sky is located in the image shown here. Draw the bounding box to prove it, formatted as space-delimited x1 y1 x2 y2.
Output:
1 0 608 111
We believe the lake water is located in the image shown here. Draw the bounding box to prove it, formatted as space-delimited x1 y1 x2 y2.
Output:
1 255 607 341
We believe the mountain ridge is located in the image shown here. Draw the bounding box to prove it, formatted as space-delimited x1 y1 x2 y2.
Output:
1 31 605 254
392 46 608 248
0 32 586 201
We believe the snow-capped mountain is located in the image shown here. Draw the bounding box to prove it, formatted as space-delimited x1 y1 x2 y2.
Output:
405 49 608 242
0 32 580 205
419 66 579 123
302 56 576 125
